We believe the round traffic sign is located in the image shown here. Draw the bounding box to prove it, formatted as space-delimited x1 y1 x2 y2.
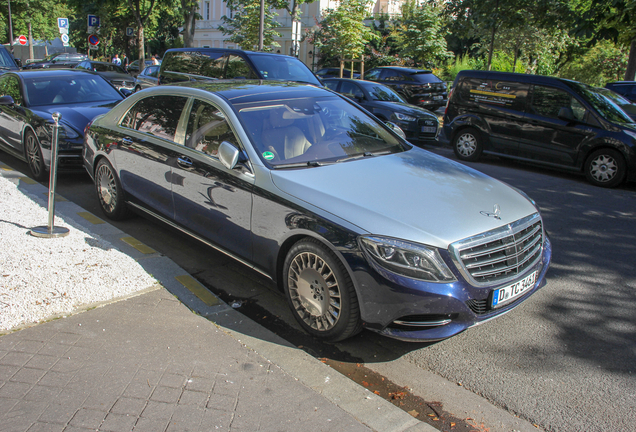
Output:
18 35 27 46
88 34 99 46
61 34 69 44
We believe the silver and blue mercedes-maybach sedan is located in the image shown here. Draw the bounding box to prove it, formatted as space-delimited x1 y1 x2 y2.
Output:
83 81 552 342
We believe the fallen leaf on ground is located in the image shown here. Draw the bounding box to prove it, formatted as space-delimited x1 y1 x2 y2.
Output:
408 410 419 417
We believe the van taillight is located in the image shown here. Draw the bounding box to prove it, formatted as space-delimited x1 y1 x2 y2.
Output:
444 88 453 116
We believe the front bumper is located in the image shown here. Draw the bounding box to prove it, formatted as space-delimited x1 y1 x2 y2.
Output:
346 236 552 342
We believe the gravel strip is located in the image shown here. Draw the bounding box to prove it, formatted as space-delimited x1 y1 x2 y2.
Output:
0 175 158 332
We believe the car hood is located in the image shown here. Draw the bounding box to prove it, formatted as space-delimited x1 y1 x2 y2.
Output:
32 101 121 131
270 149 539 248
376 101 437 119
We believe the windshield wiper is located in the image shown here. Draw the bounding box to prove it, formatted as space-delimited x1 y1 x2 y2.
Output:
271 160 334 169
336 150 392 163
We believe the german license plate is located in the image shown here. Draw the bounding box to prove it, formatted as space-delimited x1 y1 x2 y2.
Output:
421 126 436 133
491 271 538 308
433 96 443 100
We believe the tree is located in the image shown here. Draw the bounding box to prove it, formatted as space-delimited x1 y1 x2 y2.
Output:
392 0 452 68
180 0 199 48
575 0 636 80
307 0 377 67
218 0 283 51
128 0 157 63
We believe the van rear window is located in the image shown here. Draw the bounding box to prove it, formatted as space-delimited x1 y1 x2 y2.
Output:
459 78 528 111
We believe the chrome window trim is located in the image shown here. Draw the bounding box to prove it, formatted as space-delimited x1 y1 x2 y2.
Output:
449 213 544 288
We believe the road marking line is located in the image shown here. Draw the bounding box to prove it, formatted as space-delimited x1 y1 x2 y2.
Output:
175 275 221 306
43 192 67 201
77 211 105 224
19 177 37 184
120 236 156 254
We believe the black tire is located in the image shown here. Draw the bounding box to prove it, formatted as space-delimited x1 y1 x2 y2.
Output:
453 127 483 162
584 148 626 188
24 130 48 182
94 158 131 220
283 238 362 342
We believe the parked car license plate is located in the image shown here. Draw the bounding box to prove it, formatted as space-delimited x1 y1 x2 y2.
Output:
421 126 436 133
433 96 443 100
491 270 538 308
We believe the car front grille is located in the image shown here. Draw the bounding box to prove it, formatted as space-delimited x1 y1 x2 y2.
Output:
450 214 543 286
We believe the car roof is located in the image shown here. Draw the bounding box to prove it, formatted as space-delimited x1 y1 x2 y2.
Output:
165 47 298 60
373 66 432 74
11 69 104 78
163 80 334 104
455 69 577 86
323 78 379 87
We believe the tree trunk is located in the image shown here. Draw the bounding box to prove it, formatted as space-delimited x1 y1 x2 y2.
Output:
28 22 34 60
625 37 636 81
138 27 145 65
182 0 197 48
487 25 495 71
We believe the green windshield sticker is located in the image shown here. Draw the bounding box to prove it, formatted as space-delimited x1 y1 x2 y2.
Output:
263 151 275 160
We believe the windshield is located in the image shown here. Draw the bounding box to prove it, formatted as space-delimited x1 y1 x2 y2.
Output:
368 84 405 102
0 49 17 69
247 53 321 86
571 82 634 124
93 63 125 73
235 95 406 167
24 75 123 106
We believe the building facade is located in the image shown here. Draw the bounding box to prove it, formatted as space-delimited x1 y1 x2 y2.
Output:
191 0 403 71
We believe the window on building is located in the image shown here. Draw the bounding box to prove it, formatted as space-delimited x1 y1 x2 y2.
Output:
205 2 210 20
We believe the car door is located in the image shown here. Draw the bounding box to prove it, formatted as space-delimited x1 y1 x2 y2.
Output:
519 85 595 166
114 94 189 218
0 74 27 151
457 77 529 155
171 98 254 259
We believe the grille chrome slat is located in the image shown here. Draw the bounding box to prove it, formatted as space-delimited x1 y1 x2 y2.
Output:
450 214 544 286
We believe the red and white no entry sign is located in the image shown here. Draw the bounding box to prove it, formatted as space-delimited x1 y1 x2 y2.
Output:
18 35 27 46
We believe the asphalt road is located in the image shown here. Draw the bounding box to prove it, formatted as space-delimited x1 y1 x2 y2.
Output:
2 146 635 432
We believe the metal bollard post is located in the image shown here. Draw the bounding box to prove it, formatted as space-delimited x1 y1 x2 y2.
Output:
30 112 70 238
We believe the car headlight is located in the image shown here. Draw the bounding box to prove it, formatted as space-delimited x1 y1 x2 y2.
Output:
359 236 456 282
46 121 79 140
394 112 416 122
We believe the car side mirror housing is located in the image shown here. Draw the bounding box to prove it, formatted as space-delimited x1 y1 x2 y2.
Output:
219 141 240 169
385 121 406 140
0 95 15 106
14 58 21 68
558 107 575 122
120 88 133 98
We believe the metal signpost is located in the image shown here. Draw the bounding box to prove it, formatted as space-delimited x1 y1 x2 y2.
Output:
30 113 70 238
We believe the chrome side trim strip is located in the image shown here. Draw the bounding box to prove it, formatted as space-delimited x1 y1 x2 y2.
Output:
392 319 452 327
126 202 273 281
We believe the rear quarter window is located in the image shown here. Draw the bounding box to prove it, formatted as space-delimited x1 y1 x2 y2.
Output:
458 77 529 112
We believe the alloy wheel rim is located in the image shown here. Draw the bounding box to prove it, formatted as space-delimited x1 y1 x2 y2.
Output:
457 133 476 157
288 251 341 331
26 135 42 177
97 165 117 212
590 154 617 182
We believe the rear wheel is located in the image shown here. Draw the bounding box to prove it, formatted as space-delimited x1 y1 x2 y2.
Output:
283 238 362 342
95 158 131 220
25 130 48 182
584 148 626 188
453 127 483 162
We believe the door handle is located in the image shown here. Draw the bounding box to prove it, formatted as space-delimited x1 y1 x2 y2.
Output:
121 137 133 146
177 156 193 168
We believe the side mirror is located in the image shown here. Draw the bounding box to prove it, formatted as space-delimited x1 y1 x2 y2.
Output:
385 121 406 139
219 141 240 169
14 58 21 68
558 107 575 122
119 88 133 98
0 95 15 106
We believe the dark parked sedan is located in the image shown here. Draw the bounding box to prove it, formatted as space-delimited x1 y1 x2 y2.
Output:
134 65 160 92
364 66 448 110
324 78 439 145
75 61 135 92
22 52 88 69
83 81 550 342
316 67 360 79
127 59 158 78
0 70 124 181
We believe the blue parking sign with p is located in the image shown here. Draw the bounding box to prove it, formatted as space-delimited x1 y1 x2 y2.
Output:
58 18 69 29
88 15 100 27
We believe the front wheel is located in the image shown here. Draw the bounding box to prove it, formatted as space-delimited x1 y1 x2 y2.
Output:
95 158 131 220
25 130 48 182
453 127 483 162
283 238 362 342
584 148 626 188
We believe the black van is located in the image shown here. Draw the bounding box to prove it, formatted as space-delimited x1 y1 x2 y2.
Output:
159 48 321 87
443 70 636 187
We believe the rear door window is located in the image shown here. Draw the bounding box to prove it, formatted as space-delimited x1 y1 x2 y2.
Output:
364 69 381 80
120 95 188 141
459 78 529 112
225 54 256 79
